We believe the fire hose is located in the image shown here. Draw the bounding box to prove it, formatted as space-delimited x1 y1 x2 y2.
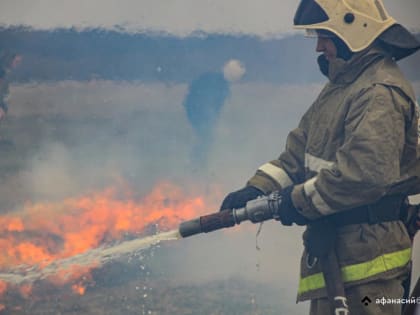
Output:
179 191 351 315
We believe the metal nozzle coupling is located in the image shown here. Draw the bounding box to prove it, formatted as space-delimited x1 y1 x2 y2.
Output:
234 191 282 223
178 192 282 238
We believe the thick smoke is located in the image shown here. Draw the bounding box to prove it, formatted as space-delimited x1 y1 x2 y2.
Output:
1 42 419 315
1 78 322 313
4 76 420 314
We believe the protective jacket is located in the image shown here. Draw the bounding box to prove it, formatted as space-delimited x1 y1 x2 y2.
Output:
247 45 418 301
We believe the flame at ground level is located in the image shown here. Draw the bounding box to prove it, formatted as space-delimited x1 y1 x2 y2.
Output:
0 181 208 296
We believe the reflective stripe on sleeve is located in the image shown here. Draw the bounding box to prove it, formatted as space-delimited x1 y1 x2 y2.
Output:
305 153 334 173
303 177 334 215
258 163 293 188
298 247 411 295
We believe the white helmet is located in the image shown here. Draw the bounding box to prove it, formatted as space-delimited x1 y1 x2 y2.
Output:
293 0 419 58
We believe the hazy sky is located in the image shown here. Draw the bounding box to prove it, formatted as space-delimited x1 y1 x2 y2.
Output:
0 0 419 36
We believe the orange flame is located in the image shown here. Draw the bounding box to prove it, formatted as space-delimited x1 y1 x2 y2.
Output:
0 181 207 297
72 283 86 295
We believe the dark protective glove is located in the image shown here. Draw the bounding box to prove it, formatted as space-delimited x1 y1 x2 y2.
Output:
276 186 307 226
219 186 263 211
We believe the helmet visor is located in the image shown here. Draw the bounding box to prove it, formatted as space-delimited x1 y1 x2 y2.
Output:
304 29 336 38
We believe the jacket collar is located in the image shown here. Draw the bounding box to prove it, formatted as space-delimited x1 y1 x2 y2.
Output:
325 46 385 84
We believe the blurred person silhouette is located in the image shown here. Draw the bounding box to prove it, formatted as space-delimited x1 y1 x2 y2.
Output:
0 51 21 121
0 51 21 148
183 59 245 168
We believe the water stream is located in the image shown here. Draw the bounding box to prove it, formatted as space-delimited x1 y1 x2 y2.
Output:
0 229 181 285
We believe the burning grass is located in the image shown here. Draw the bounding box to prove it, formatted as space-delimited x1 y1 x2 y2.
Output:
0 181 207 300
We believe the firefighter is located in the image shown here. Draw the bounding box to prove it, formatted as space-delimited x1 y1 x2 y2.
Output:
219 1 420 314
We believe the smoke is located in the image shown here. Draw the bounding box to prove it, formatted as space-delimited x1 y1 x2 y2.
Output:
0 78 320 312
3 74 420 312
3 80 195 205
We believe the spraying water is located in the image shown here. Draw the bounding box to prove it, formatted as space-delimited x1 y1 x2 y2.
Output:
0 229 181 285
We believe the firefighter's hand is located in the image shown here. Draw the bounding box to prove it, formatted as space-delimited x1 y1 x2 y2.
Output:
277 186 307 226
219 186 263 211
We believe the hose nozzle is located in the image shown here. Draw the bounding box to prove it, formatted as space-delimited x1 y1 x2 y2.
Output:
179 192 282 238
